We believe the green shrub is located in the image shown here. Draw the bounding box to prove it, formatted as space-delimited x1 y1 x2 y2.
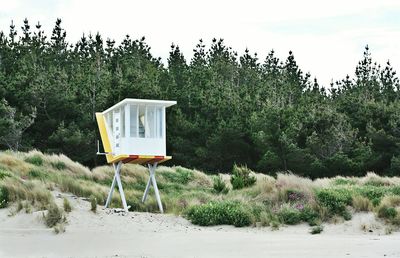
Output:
300 206 320 226
356 186 388 205
162 167 193 184
377 205 397 220
90 195 97 213
44 203 64 227
230 165 256 190
28 169 48 180
213 175 229 194
52 161 66 170
0 169 11 180
342 209 352 221
63 198 72 212
186 201 252 227
25 155 43 166
390 186 400 196
364 179 386 187
316 188 352 215
277 206 302 225
333 178 355 186
0 186 8 208
310 225 323 234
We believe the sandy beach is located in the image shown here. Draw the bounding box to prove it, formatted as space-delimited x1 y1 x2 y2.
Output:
0 192 399 258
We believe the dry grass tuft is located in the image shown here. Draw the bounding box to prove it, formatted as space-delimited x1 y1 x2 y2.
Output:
352 195 373 212
63 198 72 212
44 203 65 227
92 165 114 182
0 177 52 209
361 172 393 187
42 152 92 178
275 173 316 204
54 223 66 234
0 153 33 176
380 195 400 208
55 176 107 204
189 168 212 188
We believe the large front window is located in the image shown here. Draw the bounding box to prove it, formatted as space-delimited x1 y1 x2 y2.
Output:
127 104 163 138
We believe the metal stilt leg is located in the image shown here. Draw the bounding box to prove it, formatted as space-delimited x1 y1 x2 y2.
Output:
104 161 128 212
142 163 163 213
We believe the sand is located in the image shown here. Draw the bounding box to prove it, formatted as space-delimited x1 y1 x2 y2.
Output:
0 192 399 258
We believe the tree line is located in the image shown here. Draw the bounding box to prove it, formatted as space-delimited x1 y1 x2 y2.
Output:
0 19 399 178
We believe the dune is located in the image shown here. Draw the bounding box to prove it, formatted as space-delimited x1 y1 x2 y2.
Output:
0 191 399 258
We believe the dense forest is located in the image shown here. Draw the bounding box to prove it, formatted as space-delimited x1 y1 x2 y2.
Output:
0 19 399 178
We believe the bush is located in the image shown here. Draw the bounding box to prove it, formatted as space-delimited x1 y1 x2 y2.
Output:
44 203 64 227
333 178 355 186
316 188 352 215
52 161 66 170
356 186 388 206
90 195 97 213
300 206 320 226
54 223 66 234
230 165 256 190
352 195 373 212
25 155 43 166
63 198 72 212
310 225 324 234
286 189 305 202
0 169 11 180
391 186 400 196
186 201 252 227
28 169 48 180
213 175 229 194
342 209 352 221
0 186 8 208
277 206 302 225
377 205 397 220
162 167 193 185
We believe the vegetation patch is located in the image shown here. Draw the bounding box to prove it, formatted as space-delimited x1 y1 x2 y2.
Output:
44 203 64 228
28 168 48 180
333 178 355 186
3 151 400 230
310 225 324 234
24 155 43 166
230 165 256 190
277 206 302 225
51 161 66 170
212 175 229 194
161 167 193 185
0 169 11 180
352 195 373 212
316 188 352 216
90 195 97 213
0 186 8 208
63 198 72 212
377 205 397 220
186 201 252 227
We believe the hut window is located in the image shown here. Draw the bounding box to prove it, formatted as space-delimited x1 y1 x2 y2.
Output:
147 106 156 138
138 106 146 138
130 105 138 137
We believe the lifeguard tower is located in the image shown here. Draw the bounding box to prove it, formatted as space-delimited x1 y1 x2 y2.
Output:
96 98 176 213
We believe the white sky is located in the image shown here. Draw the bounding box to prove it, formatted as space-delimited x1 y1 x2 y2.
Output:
1 0 399 87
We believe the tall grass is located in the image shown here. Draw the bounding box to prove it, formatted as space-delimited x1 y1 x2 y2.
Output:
2 151 400 229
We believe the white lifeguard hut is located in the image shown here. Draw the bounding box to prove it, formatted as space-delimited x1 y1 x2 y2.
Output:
96 98 176 213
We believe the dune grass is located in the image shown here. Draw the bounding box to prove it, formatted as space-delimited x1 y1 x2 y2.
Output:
1 150 400 230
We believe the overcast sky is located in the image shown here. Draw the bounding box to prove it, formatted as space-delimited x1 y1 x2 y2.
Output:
1 0 399 87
